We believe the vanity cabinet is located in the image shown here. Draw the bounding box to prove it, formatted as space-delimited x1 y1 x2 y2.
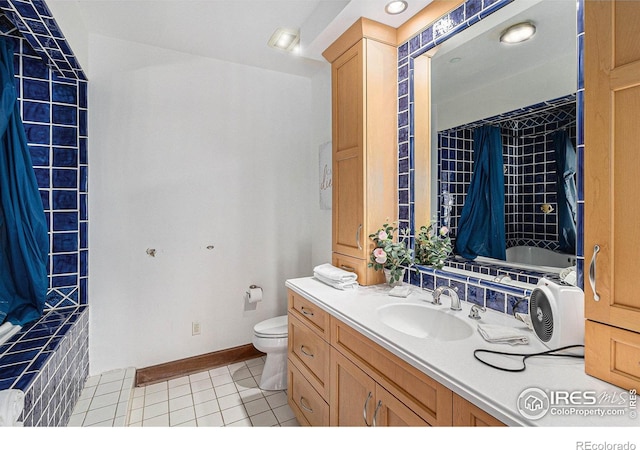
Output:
287 289 331 425
287 288 507 426
330 317 451 426
453 394 506 427
323 18 398 286
584 0 640 390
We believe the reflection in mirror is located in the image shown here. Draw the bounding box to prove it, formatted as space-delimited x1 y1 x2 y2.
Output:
426 0 578 279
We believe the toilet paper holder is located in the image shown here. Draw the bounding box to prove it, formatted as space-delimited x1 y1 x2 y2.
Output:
246 285 263 304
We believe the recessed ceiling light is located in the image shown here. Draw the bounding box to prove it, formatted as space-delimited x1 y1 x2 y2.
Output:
500 22 536 44
449 57 462 64
268 28 300 52
385 1 408 15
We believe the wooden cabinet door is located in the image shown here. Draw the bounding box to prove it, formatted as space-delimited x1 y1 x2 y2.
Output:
584 0 640 332
332 41 366 259
374 385 430 427
452 393 506 427
330 347 377 426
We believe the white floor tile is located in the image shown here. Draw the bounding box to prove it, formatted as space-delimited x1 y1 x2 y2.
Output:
189 371 210 382
217 393 242 411
244 397 270 416
190 378 213 393
144 381 168 394
211 372 234 386
250 410 279 427
272 404 296 424
128 407 143 425
168 376 190 388
196 412 224 427
192 387 216 405
194 399 220 418
83 404 118 426
265 391 288 409
145 389 169 406
169 394 194 412
143 414 169 427
221 405 249 425
169 383 191 399
143 401 169 420
170 406 196 426
74 359 292 429
89 391 120 410
214 382 237 398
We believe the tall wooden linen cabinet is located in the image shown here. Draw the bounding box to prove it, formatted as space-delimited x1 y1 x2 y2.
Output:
584 0 640 390
322 18 398 286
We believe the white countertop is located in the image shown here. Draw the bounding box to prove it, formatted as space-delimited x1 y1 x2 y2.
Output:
285 276 639 427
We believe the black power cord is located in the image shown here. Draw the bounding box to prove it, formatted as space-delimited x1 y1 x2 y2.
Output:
473 344 585 372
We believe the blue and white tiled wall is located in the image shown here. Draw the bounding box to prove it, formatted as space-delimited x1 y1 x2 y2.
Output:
0 0 88 426
398 0 585 313
438 95 576 251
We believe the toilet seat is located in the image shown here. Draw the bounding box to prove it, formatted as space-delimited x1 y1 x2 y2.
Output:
253 315 288 339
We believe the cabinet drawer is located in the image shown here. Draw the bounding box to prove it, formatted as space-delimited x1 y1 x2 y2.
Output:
331 317 453 425
288 359 329 426
585 320 640 390
332 252 384 287
288 289 329 340
289 314 330 399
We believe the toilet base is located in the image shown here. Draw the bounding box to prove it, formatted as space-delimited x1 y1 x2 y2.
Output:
258 350 287 391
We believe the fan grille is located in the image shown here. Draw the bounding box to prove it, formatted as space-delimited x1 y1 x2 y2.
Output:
530 288 554 342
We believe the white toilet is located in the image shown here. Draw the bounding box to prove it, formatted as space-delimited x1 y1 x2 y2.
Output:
252 315 288 390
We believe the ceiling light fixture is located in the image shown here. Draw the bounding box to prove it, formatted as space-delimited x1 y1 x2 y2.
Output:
499 22 536 44
385 1 408 15
268 28 300 52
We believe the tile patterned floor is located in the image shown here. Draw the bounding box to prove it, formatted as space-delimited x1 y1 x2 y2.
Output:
67 356 298 427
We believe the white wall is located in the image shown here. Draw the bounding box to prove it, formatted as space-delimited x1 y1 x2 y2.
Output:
87 34 331 374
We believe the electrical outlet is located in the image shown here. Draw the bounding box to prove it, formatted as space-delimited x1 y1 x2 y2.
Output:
192 321 201 336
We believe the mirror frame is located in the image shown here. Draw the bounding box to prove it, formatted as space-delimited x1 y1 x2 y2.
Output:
400 0 585 289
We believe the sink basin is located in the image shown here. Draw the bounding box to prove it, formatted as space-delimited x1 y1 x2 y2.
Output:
376 303 474 341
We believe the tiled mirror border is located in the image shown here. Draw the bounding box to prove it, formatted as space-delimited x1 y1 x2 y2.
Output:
397 0 585 300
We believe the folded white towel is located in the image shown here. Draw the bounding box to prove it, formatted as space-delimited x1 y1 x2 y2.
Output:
0 389 25 427
313 263 358 283
314 272 358 290
477 323 529 345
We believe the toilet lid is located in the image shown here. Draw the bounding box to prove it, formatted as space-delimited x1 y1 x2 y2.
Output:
254 315 288 338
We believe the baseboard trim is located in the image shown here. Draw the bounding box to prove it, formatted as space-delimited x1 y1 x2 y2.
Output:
135 344 265 387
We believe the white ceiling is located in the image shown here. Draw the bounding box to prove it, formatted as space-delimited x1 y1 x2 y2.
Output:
49 0 435 78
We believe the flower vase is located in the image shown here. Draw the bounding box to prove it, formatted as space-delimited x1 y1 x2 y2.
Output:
384 268 405 287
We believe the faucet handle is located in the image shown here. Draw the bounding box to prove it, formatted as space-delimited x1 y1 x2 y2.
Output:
468 304 486 320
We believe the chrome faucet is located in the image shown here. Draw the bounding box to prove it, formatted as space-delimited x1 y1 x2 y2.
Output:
431 286 461 311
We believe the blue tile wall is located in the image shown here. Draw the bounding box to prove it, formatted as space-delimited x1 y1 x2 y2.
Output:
438 96 576 251
398 0 585 313
0 0 88 427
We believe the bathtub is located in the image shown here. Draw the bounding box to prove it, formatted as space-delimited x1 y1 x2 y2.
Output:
474 246 576 274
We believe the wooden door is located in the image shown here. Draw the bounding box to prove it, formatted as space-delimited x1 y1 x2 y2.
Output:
332 41 366 259
584 0 640 332
452 393 506 427
330 348 377 426
374 384 430 426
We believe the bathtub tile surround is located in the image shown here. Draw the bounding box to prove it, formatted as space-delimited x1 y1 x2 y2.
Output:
0 0 88 427
438 95 577 251
398 0 585 312
68 357 299 427
0 306 89 426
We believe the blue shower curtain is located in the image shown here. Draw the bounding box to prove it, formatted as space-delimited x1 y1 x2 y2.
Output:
0 37 49 326
552 129 577 254
455 125 506 260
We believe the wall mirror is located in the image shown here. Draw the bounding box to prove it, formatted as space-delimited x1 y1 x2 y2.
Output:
412 0 579 283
